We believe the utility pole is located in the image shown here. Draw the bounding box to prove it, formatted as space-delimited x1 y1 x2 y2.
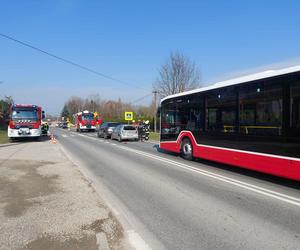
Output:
152 90 159 133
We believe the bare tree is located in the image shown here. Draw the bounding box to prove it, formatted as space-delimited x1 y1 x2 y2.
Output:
63 94 157 124
0 96 13 126
154 51 201 98
66 96 84 115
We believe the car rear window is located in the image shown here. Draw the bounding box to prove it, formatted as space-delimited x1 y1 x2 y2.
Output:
108 123 119 127
123 126 136 130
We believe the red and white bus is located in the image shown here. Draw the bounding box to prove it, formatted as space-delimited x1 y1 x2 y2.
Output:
8 104 45 139
75 110 102 132
160 65 300 181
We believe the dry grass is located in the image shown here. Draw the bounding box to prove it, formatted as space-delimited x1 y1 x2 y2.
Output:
149 132 160 141
0 129 9 144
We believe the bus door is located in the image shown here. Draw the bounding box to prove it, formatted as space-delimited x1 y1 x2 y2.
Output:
291 82 300 138
292 96 300 136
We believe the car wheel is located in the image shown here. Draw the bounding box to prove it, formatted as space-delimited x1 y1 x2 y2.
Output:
181 138 193 161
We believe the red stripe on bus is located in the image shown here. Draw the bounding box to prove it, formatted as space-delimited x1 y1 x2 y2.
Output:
160 133 300 181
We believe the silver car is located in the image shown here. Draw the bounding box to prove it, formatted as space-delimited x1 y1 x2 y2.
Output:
97 122 120 139
111 124 138 142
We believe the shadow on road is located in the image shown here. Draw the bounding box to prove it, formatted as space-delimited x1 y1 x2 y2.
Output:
153 144 300 190
0 143 22 148
10 136 51 143
153 144 178 156
194 158 300 190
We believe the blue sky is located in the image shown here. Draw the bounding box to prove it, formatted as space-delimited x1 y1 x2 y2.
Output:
1 0 300 115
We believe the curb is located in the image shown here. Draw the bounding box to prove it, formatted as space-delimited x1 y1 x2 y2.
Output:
148 140 159 144
0 142 18 147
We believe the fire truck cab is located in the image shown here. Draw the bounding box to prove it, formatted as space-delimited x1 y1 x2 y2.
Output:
75 110 98 132
8 104 45 139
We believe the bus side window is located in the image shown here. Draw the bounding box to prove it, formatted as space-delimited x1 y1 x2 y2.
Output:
291 82 300 133
205 87 236 133
239 81 282 136
293 99 300 128
187 94 204 132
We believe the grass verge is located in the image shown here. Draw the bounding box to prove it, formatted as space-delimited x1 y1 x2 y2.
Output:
0 129 9 144
149 132 160 141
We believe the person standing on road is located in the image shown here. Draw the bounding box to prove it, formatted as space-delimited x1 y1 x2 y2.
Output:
138 121 145 142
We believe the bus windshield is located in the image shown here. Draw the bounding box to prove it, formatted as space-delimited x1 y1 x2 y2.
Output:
12 108 38 121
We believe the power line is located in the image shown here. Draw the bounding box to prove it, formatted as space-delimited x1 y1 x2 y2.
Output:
130 93 153 104
0 32 149 91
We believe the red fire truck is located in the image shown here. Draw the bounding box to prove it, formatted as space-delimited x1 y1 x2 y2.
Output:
7 104 45 140
75 110 102 132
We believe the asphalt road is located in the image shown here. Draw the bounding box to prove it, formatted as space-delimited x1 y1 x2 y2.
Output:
53 127 300 250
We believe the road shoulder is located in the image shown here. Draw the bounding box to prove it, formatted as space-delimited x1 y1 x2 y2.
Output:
0 139 126 250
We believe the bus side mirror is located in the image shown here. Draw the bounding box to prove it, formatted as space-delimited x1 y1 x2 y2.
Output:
42 111 45 119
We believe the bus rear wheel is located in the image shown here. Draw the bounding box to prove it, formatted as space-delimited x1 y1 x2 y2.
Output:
181 138 193 161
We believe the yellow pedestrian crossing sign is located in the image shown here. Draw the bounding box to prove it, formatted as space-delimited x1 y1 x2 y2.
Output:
125 111 133 121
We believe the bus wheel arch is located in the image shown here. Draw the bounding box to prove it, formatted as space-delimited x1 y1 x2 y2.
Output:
180 137 193 161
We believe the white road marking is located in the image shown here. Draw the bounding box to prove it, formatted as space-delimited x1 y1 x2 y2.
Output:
127 230 152 250
58 138 152 250
61 134 68 138
64 129 300 207
115 145 300 208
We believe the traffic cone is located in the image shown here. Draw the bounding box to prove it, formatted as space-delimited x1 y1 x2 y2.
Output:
50 134 57 144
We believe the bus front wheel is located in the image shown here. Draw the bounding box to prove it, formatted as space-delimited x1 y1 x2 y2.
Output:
181 138 193 161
